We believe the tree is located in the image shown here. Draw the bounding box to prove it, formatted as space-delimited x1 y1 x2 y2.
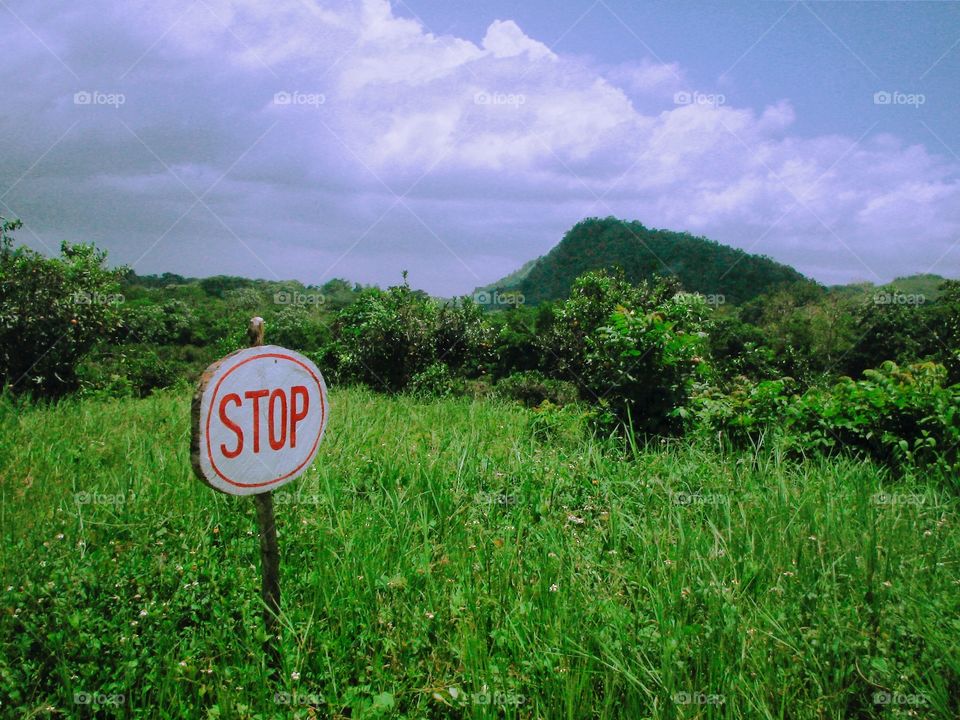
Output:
0 220 127 396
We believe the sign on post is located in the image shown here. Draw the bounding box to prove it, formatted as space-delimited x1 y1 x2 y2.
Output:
192 344 328 495
190 317 329 676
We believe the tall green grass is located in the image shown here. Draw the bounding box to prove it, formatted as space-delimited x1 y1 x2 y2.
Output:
1 388 958 718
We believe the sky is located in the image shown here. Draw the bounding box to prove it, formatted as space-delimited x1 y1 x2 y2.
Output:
1 0 959 295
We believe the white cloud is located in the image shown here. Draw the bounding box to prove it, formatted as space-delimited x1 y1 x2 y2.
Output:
1 0 958 294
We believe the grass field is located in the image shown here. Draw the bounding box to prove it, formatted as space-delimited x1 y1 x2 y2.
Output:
2 388 959 719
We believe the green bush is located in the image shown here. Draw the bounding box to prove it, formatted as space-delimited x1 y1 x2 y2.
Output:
0 220 127 397
788 361 960 476
692 376 798 448
77 345 179 398
408 362 458 398
331 275 493 392
495 370 578 408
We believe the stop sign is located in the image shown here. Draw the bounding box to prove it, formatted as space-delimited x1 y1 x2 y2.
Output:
191 345 329 495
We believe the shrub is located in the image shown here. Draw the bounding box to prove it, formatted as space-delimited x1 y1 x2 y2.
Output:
583 295 710 435
77 345 178 398
496 371 578 408
788 361 960 476
692 376 798 448
0 221 127 397
408 362 458 398
331 274 493 392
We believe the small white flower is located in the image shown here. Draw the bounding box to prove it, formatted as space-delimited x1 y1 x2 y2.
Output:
291 671 301 681
549 583 559 592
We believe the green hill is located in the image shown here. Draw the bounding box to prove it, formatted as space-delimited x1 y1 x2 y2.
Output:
829 273 948 301
479 217 815 305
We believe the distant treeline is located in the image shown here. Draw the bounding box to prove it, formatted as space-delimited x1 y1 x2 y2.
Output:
2 214 959 479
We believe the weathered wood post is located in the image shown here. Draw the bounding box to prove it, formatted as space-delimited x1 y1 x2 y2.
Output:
191 316 329 678
247 317 282 673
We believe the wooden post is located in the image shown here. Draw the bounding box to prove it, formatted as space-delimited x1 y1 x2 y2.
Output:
247 316 282 676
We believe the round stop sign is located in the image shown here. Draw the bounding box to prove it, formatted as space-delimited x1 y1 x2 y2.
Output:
191 345 329 495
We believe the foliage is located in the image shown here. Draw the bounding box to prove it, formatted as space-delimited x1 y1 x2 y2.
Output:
692 376 798 448
788 361 960 478
0 221 127 397
331 275 494 392
495 370 578 408
408 362 458 398
582 292 711 435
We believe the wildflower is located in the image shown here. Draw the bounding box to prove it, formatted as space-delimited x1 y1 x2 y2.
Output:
139 609 148 617
291 671 301 681
425 611 435 620
549 583 559 592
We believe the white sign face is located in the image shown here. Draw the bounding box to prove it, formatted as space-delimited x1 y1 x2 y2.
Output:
192 346 329 496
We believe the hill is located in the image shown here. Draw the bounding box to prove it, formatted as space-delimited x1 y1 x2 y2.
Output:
829 273 948 301
478 217 816 305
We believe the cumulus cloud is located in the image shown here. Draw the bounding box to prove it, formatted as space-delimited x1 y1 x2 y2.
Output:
0 0 958 293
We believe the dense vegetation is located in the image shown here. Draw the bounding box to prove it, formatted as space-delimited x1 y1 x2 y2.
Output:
3 214 960 716
3 214 959 478
478 217 814 305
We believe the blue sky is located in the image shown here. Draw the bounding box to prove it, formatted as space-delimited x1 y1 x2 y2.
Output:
396 0 959 145
1 0 959 295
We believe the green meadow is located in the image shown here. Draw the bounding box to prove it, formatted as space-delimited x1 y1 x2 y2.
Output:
2 388 958 719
